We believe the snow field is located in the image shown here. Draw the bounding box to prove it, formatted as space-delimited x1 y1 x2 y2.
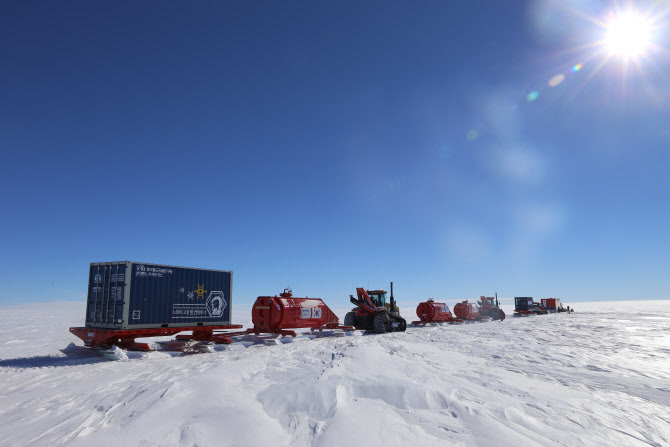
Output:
0 300 669 446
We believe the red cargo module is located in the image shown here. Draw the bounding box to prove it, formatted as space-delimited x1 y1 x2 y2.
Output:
541 298 566 313
251 289 343 334
453 300 487 321
209 289 355 343
412 299 461 325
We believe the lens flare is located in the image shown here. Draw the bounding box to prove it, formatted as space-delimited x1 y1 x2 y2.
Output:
526 91 539 102
572 63 583 72
548 74 565 87
466 129 479 141
604 11 653 59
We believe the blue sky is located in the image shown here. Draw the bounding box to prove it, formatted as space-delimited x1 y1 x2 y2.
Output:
1 0 669 307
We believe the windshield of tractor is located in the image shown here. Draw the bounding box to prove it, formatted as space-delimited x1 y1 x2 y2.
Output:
368 291 387 307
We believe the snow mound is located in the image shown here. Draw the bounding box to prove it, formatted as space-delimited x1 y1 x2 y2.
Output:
0 300 669 446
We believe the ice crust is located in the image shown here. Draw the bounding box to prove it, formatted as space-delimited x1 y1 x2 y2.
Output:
0 300 669 446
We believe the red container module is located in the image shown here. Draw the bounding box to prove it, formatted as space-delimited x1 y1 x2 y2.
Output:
193 289 354 344
251 289 341 333
414 299 456 323
453 300 482 321
541 298 564 313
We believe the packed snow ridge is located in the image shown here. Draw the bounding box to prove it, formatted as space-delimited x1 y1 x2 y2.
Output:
0 300 669 446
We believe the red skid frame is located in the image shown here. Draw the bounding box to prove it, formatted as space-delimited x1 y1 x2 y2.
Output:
310 322 355 332
411 319 463 325
70 325 244 351
195 323 356 344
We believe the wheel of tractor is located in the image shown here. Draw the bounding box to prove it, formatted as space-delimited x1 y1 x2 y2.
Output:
398 317 407 332
344 312 356 328
373 312 390 334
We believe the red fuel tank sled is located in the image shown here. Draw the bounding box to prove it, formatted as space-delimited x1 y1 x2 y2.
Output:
453 300 489 321
250 289 349 335
210 288 355 343
412 299 461 325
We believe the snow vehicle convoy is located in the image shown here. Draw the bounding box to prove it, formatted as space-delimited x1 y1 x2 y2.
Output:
67 261 572 360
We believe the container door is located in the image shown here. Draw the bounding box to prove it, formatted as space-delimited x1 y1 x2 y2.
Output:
86 264 127 325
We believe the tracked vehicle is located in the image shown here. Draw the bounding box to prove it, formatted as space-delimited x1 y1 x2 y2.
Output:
344 282 407 334
477 294 506 320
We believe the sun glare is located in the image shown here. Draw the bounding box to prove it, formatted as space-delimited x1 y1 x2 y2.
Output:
604 11 653 59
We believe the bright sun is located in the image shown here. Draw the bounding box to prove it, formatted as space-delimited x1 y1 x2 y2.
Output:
604 11 653 59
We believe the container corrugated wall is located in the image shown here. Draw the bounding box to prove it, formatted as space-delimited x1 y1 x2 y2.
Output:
85 261 232 329
514 297 533 311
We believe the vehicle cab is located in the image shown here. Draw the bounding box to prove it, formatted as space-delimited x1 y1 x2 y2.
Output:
366 289 387 308
479 296 496 307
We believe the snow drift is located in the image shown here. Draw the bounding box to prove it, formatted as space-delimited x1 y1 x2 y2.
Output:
0 300 669 446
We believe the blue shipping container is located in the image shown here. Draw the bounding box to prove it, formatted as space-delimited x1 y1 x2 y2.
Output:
85 261 232 329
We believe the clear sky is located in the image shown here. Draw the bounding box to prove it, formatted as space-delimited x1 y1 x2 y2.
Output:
1 0 669 307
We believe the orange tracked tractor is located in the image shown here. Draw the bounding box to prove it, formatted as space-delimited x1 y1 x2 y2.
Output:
477 294 506 321
344 282 407 334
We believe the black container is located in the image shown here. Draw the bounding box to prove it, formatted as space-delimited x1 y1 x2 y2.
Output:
85 261 232 329
514 297 534 311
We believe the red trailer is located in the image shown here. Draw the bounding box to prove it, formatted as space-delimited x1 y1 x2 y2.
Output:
69 324 243 351
453 300 490 322
249 289 351 336
541 298 566 313
210 288 355 343
412 299 461 325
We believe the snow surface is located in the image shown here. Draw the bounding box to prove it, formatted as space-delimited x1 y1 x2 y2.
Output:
1 300 669 446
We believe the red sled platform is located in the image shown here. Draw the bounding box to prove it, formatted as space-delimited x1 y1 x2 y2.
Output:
69 325 244 351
